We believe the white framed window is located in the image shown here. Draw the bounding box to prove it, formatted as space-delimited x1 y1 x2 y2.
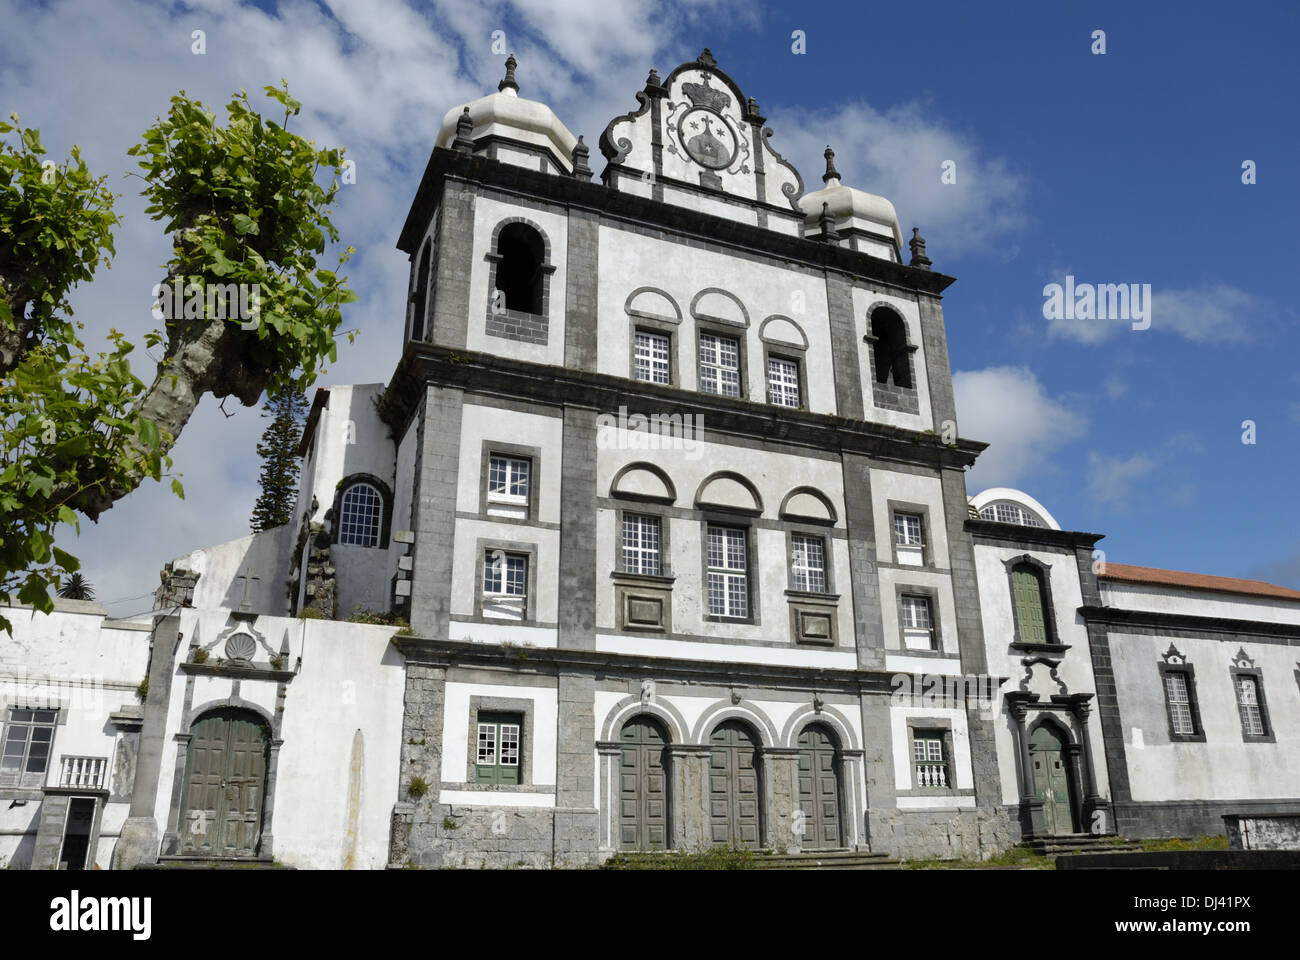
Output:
1235 676 1265 737
707 524 749 619
338 482 382 547
912 733 949 788
487 454 531 518
790 534 827 593
1164 673 1195 735
634 331 671 385
767 356 800 408
699 333 741 397
475 713 523 785
482 551 528 620
900 595 934 649
622 514 662 576
1 708 57 788
979 501 1043 527
893 512 925 566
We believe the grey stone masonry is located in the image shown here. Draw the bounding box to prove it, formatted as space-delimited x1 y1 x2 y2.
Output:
564 209 600 371
868 350 921 415
392 662 448 867
558 405 598 651
858 694 898 849
916 293 958 429
553 671 598 867
429 178 477 349
823 272 865 420
410 385 463 638
485 308 549 344
840 452 885 670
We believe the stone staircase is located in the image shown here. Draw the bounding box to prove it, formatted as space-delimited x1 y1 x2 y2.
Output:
602 849 901 870
1022 833 1145 857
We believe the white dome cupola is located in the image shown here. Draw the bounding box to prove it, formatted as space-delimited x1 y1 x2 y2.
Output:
435 54 583 177
798 145 907 263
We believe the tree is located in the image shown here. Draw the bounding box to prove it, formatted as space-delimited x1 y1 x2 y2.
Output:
0 83 358 633
250 387 308 531
57 572 94 601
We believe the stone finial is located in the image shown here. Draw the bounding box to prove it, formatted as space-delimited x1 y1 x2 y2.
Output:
498 53 520 94
452 107 475 154
819 202 838 245
571 134 593 180
646 67 661 88
909 226 932 270
822 145 841 185
697 47 717 69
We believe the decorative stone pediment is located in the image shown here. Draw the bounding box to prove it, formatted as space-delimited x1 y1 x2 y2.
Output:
1161 643 1186 666
599 49 804 217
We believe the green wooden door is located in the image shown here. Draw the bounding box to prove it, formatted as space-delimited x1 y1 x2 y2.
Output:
475 713 522 785
1012 566 1048 644
709 721 761 848
179 709 268 858
1030 725 1074 835
618 716 669 851
796 724 842 849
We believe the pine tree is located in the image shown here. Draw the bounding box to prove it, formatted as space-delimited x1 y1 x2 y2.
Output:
250 389 308 532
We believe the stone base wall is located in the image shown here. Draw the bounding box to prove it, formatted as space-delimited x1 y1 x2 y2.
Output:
1114 799 1300 840
867 806 1013 861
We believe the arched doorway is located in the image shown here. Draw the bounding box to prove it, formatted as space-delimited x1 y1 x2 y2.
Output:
618 715 669 851
179 708 270 857
796 723 842 849
708 720 762 848
1029 722 1076 835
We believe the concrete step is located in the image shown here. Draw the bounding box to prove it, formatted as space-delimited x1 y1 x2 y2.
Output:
1023 834 1144 856
602 849 901 870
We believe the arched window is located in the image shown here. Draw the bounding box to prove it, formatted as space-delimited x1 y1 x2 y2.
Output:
1010 561 1051 644
338 482 383 547
980 501 1044 527
410 240 431 341
870 309 912 388
495 222 545 314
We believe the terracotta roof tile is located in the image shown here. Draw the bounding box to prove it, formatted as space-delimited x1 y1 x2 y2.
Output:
1099 562 1300 601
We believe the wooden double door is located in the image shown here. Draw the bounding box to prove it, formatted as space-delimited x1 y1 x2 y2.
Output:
1030 724 1076 835
618 716 669 851
796 724 842 849
709 721 762 848
179 709 269 857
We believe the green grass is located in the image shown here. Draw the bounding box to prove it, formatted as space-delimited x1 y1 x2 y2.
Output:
604 846 759 870
1132 834 1229 852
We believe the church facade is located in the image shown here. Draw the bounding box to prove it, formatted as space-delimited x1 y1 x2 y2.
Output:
2 52 1297 869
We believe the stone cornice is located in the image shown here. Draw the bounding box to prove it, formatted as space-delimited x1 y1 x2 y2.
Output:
1078 604 1300 641
379 343 986 470
396 148 956 296
967 519 1105 550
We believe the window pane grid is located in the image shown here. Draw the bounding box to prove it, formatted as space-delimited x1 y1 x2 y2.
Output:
1 708 57 779
894 513 923 546
901 596 932 630
488 455 530 502
338 483 382 546
767 357 800 407
499 724 520 766
483 553 527 595
791 535 826 593
699 333 741 397
622 514 662 576
634 331 671 384
476 723 496 764
707 525 748 618
1164 673 1195 735
1236 677 1264 736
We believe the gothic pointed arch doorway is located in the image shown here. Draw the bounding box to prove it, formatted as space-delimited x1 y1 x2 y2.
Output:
796 723 843 849
618 715 670 851
178 708 270 857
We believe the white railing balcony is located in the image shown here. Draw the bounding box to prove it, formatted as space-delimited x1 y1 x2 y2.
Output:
59 756 107 789
915 762 949 788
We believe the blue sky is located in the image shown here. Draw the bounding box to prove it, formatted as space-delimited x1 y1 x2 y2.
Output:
2 0 1297 613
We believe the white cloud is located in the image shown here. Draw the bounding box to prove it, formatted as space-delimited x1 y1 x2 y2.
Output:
1086 452 1156 506
1048 282 1261 345
769 101 1029 258
953 366 1086 490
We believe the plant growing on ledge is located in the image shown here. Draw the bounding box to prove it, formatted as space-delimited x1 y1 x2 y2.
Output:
407 776 429 799
135 677 148 703
269 654 284 670
190 648 208 664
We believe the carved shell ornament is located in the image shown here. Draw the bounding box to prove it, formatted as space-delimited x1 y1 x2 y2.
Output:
224 627 258 663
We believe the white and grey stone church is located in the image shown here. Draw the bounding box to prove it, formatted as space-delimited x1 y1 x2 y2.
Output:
3 52 1298 869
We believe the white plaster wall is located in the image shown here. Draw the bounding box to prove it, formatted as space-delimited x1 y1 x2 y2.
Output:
877 567 959 655
851 286 934 432
457 402 563 522
890 703 974 792
973 542 1109 805
441 681 558 792
175 525 295 615
1109 631 1300 802
450 521 561 624
154 613 405 869
1101 581 1300 625
869 469 950 569
466 196 569 367
595 226 838 416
